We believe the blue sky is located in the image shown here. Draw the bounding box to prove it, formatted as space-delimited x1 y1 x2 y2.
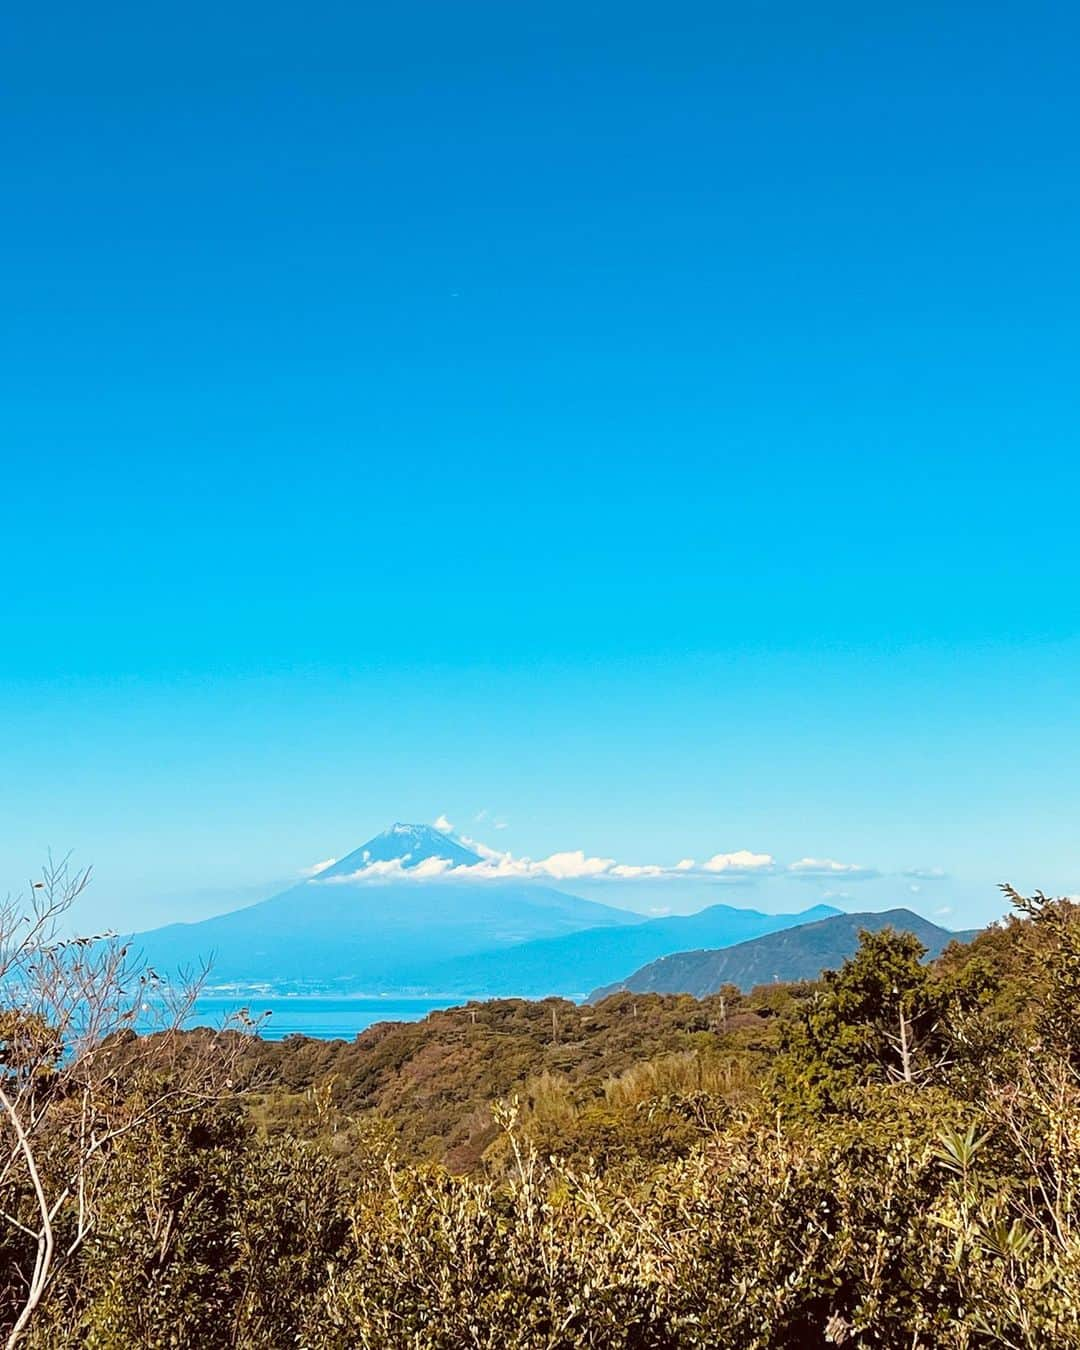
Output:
2 1 1078 932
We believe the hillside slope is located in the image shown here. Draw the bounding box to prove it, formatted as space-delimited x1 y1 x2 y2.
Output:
589 908 976 999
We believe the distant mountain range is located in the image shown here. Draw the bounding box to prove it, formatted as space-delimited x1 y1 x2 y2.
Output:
589 908 977 1000
129 824 638 991
417 900 841 998
128 823 843 998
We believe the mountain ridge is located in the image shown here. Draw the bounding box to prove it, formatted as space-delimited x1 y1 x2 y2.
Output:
414 901 842 999
588 907 977 1000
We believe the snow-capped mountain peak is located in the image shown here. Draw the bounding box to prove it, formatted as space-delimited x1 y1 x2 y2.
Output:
315 823 481 879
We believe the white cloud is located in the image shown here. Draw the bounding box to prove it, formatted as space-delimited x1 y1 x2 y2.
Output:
311 839 779 886
300 858 337 877
788 857 879 880
702 850 774 874
458 833 505 861
299 827 890 892
318 859 406 883
903 867 949 881
471 808 507 829
533 850 616 879
412 856 455 878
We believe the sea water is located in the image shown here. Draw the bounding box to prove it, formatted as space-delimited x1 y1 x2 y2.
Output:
185 995 456 1041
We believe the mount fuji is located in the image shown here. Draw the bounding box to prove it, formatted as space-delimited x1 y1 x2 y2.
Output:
316 822 483 877
127 823 641 991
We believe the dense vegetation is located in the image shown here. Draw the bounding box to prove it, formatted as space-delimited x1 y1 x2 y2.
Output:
2 878 1078 1347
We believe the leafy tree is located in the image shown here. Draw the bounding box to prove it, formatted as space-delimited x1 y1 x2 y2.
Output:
1000 885 1080 1065
769 927 957 1113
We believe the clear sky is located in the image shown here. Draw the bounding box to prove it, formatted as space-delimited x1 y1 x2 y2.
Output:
2 1 1078 932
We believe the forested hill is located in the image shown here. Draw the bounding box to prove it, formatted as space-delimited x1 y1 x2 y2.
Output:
589 908 976 1000
235 989 777 1172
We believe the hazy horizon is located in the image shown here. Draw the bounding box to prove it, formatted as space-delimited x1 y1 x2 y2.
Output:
56 815 1008 938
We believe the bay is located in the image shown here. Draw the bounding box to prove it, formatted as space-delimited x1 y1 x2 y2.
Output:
184 995 457 1041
